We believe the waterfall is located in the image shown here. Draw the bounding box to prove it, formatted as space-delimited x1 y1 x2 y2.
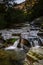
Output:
5 39 19 50
34 40 40 47
31 40 40 48
34 40 38 46
13 39 19 47
5 39 23 50
30 42 33 47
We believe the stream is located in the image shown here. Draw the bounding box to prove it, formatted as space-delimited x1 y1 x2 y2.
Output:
0 23 43 65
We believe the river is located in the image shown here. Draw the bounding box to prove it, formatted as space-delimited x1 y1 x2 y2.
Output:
0 23 43 65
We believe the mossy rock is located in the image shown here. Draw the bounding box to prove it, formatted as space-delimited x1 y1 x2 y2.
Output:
0 38 17 49
5 38 17 44
0 49 25 65
0 49 11 65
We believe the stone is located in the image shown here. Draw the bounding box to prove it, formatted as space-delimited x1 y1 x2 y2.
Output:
24 46 43 65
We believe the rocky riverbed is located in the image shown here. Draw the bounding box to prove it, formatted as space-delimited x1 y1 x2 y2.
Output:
0 23 43 65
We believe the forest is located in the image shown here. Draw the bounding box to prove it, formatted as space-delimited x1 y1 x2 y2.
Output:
0 0 43 29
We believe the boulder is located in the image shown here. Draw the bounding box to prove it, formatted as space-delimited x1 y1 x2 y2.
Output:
24 47 43 65
0 49 26 65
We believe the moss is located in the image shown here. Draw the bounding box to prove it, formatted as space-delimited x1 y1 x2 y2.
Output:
5 38 17 44
0 50 18 65
0 49 25 65
0 38 17 49
0 49 11 65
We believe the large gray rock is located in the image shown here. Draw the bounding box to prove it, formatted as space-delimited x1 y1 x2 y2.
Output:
24 47 43 65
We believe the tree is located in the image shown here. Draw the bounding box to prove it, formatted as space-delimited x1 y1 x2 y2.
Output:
0 14 7 29
25 0 43 22
4 7 25 28
32 0 43 17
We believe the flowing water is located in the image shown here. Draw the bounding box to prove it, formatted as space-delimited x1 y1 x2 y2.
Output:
5 39 23 51
33 40 40 47
0 23 42 65
5 39 19 50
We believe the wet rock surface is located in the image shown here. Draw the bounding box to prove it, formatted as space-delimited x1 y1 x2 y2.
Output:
24 47 43 65
0 48 26 65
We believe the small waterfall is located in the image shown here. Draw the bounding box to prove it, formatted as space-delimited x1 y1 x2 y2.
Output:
34 40 38 46
13 39 19 47
31 40 40 48
30 42 33 47
5 39 19 50
5 39 23 50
